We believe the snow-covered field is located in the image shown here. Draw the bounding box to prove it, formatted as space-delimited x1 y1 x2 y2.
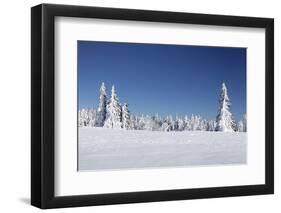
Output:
78 127 247 171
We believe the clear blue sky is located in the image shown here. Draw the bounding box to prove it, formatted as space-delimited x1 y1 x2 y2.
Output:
78 41 246 121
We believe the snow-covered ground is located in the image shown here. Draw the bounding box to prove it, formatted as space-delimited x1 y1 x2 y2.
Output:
78 127 247 171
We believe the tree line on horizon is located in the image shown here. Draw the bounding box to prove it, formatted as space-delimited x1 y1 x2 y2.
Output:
78 82 247 132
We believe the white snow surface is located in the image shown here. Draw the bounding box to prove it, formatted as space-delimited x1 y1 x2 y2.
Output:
78 127 247 171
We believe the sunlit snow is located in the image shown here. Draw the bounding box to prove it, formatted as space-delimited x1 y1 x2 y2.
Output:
78 127 247 171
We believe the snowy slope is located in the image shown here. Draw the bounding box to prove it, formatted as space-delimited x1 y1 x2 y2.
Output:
78 127 247 171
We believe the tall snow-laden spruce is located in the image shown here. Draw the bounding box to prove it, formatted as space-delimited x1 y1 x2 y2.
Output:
122 103 131 129
95 82 107 127
215 82 236 132
104 85 122 128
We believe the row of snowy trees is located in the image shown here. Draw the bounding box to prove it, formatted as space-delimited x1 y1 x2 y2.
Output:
79 82 247 132
79 83 132 129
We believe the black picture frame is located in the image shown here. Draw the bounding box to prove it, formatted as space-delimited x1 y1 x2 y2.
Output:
31 3 274 209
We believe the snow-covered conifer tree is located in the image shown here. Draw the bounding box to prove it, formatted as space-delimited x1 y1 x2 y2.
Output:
168 115 175 131
178 117 185 131
232 120 238 132
95 82 107 127
161 116 172 132
130 115 137 130
206 120 216 131
242 114 247 132
142 115 160 131
190 115 201 131
104 85 122 128
238 120 244 132
161 122 170 132
88 108 97 127
199 119 208 131
173 116 179 131
79 108 89 127
122 103 131 130
184 116 191 131
215 82 236 132
143 115 153 131
79 109 87 127
154 114 162 131
136 115 146 130
79 108 97 127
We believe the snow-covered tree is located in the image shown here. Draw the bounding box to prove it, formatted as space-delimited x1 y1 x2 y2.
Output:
87 108 96 127
78 108 97 127
161 122 170 132
232 120 238 132
242 114 247 132
78 81 244 133
190 115 201 131
167 115 175 131
238 120 244 132
154 114 163 130
178 117 185 131
173 116 179 131
237 114 247 132
130 115 137 130
78 108 89 127
184 116 191 131
122 103 131 129
135 115 145 130
142 116 150 130
160 116 172 132
141 115 158 131
206 120 216 131
95 82 107 127
215 82 236 132
199 119 208 131
104 85 122 128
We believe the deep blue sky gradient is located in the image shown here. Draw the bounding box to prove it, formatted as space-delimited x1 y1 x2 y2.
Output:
78 41 246 120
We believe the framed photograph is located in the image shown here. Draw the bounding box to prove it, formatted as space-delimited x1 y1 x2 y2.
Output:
31 4 274 209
